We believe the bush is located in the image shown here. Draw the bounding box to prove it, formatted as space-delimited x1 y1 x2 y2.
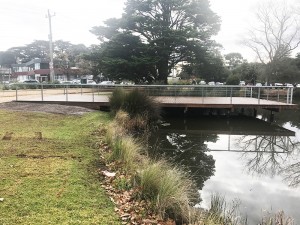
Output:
137 160 197 221
226 74 240 85
109 88 126 115
104 115 199 223
109 88 161 129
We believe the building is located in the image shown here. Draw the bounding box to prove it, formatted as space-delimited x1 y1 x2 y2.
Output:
0 67 12 83
11 58 65 82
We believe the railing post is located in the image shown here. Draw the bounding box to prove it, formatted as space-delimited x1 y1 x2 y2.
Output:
290 87 293 104
81 84 83 95
202 87 204 104
277 89 280 102
266 87 269 101
15 86 18 101
286 88 290 104
230 87 232 104
250 87 253 98
66 85 68 102
41 83 44 101
92 85 95 102
258 87 261 104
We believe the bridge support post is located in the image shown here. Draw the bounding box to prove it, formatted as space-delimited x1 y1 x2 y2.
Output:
269 111 275 123
184 107 188 114
253 108 257 118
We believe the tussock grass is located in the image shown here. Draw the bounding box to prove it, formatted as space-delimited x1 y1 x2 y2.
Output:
105 110 198 223
109 136 141 171
109 88 160 127
260 211 294 225
202 194 243 225
138 160 196 221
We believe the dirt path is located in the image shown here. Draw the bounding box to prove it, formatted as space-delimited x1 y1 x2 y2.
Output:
0 102 97 115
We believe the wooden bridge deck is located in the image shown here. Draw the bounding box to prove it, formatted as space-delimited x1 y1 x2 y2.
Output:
155 96 297 110
13 94 297 111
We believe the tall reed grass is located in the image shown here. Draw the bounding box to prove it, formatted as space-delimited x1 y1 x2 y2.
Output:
109 88 160 126
104 110 198 222
137 160 197 222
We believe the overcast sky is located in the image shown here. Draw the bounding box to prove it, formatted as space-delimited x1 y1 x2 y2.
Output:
0 0 298 61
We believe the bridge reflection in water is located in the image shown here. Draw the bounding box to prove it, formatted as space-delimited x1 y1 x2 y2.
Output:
149 115 300 224
158 116 297 153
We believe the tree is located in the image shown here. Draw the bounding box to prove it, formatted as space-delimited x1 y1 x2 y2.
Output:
244 1 300 82
53 40 91 78
181 50 230 82
90 0 221 83
1 40 92 79
232 62 262 84
224 52 244 70
0 51 16 67
85 33 157 83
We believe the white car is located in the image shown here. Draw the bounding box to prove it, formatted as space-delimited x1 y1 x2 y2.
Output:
208 81 215 86
239 81 246 86
72 79 81 84
99 81 114 85
255 83 262 86
274 83 283 86
199 80 206 85
87 80 96 84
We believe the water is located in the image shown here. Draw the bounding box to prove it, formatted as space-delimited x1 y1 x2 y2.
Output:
150 107 300 224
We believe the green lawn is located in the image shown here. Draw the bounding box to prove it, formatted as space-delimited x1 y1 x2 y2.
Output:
0 110 120 225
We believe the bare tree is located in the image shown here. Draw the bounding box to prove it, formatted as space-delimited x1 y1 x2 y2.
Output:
244 1 300 82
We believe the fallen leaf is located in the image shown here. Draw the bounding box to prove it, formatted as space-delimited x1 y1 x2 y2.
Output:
102 170 116 177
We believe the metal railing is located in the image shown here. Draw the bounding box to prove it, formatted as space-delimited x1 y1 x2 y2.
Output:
0 83 295 105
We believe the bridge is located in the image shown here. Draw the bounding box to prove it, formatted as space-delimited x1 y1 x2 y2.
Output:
0 84 297 113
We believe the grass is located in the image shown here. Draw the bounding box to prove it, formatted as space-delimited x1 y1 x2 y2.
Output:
137 160 196 221
104 111 199 223
0 110 120 225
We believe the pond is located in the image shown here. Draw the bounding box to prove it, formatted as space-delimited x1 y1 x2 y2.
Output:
149 106 300 224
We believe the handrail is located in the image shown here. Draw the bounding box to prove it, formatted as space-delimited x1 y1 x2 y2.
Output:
2 83 295 105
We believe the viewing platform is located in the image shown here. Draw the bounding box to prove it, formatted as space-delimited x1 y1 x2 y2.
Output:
0 84 297 112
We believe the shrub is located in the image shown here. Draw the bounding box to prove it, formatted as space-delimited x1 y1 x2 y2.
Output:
137 160 198 222
109 88 126 116
226 74 240 85
109 88 161 131
109 136 141 171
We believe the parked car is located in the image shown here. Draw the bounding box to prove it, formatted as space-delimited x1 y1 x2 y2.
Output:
208 81 215 86
285 83 293 87
274 83 283 86
72 79 81 84
87 80 96 84
255 83 262 86
216 82 224 85
239 81 246 86
99 81 114 85
23 79 39 83
199 80 206 85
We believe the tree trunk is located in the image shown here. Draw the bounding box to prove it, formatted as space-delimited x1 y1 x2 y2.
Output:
157 58 169 84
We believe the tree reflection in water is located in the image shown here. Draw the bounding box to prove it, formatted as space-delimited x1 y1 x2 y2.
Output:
237 134 300 186
148 132 216 190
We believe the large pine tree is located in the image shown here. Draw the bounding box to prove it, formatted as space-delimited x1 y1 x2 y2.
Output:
90 0 220 83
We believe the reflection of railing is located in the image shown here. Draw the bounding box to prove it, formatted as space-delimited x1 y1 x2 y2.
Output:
1 84 295 104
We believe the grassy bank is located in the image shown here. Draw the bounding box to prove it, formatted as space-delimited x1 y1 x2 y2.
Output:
0 110 120 225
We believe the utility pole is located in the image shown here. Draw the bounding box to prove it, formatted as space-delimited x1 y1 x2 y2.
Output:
46 9 55 82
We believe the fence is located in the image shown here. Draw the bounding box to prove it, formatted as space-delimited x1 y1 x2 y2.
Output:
0 83 295 105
